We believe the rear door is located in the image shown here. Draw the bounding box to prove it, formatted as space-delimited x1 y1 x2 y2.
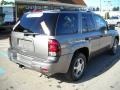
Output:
12 12 58 61
93 15 112 49
81 13 102 53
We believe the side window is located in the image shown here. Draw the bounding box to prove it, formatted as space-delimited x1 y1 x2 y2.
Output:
94 15 107 30
82 13 95 33
56 13 78 35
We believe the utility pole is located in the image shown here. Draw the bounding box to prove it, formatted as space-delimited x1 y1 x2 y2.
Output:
100 0 102 11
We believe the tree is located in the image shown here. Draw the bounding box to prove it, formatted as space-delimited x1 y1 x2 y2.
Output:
96 7 100 11
1 0 6 5
92 8 96 11
1 0 14 5
112 7 119 11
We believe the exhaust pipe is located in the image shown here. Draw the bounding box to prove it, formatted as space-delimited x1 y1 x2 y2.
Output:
19 64 25 69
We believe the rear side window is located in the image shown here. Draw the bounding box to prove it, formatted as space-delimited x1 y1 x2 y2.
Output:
56 13 78 35
14 13 58 35
93 15 107 30
82 13 96 33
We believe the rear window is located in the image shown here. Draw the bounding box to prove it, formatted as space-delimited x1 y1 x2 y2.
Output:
56 13 78 35
14 12 58 35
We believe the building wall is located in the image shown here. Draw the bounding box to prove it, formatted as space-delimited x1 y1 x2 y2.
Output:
21 0 86 5
49 0 86 5
15 0 86 20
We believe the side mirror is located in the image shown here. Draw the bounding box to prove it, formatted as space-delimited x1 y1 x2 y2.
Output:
108 25 115 30
100 26 108 34
100 26 107 32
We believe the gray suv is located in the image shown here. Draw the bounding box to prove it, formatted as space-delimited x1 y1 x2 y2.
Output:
8 10 119 81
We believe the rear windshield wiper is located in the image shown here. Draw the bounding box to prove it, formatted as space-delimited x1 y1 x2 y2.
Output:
24 33 39 37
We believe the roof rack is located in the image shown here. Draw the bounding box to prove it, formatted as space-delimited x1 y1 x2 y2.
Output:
60 8 86 11
15 0 86 9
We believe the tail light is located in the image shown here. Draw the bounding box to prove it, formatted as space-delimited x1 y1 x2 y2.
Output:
48 39 61 57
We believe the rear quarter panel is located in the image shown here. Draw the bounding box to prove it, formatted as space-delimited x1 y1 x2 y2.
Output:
53 34 90 56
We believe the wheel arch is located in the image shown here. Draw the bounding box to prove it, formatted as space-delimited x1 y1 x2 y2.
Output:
66 47 89 81
71 47 89 63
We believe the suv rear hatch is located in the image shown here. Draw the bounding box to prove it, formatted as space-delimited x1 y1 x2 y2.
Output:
11 11 58 60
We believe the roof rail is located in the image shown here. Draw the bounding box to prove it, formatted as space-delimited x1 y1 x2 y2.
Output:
15 0 86 9
60 8 86 11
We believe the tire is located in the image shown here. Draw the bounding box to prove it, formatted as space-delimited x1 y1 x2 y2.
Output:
66 53 86 81
110 39 119 55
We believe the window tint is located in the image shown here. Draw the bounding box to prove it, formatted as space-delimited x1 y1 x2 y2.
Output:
94 15 107 30
56 13 78 35
82 13 95 33
14 13 58 35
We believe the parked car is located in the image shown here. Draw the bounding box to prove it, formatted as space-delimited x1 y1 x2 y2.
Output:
0 5 15 31
8 10 119 81
106 16 120 27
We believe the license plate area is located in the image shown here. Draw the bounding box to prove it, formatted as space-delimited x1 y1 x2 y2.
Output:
18 39 34 52
17 54 33 67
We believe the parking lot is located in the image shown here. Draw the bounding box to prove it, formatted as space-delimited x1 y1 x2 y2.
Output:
0 28 120 90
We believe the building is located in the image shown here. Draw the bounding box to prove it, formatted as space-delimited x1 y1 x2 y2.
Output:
16 0 86 5
48 0 86 5
15 0 86 19
0 0 86 29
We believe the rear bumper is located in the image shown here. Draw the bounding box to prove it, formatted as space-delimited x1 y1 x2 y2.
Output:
8 48 73 76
